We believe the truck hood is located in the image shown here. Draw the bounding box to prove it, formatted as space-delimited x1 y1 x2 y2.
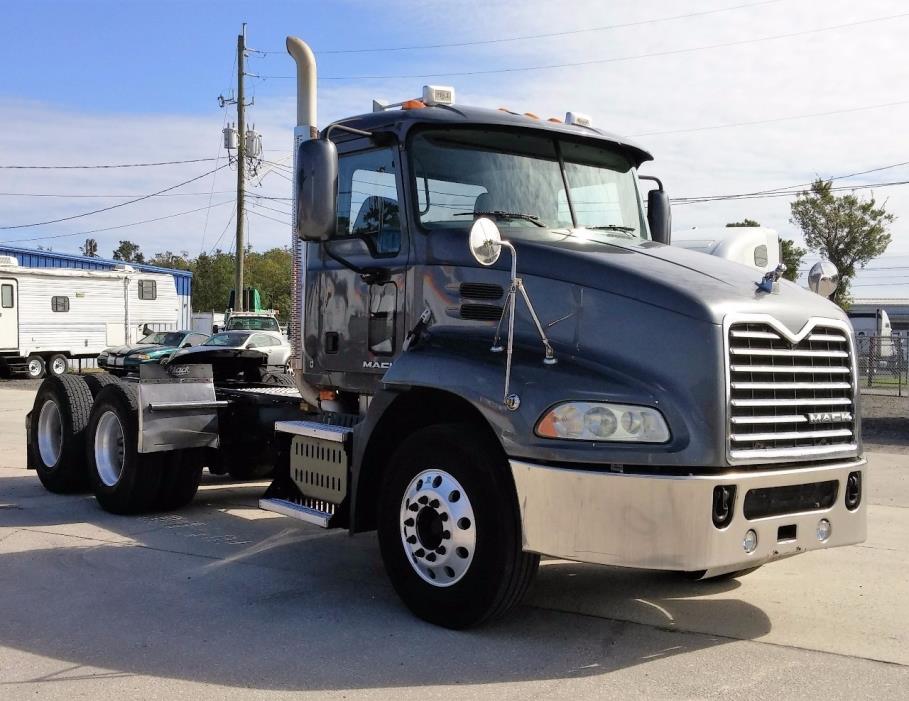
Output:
515 235 847 331
103 343 165 356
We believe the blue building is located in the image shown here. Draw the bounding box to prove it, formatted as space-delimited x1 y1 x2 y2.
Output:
0 244 192 328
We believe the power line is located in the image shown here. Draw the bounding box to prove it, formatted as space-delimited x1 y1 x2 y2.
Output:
208 204 237 254
0 199 234 245
672 160 909 202
247 208 290 225
0 164 230 230
258 11 909 80
634 99 909 138
673 178 909 206
258 0 782 54
0 190 238 199
0 157 217 170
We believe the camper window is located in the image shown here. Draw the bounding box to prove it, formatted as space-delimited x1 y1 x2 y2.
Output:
138 280 157 300
51 296 69 312
1 284 12 308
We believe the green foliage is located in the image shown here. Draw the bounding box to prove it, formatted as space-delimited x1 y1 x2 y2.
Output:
148 250 192 271
144 247 293 323
725 219 761 228
112 240 145 263
790 179 894 308
80 238 98 257
779 239 806 282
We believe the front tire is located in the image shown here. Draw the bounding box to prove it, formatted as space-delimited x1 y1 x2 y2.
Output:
377 423 539 629
86 383 162 514
29 375 93 493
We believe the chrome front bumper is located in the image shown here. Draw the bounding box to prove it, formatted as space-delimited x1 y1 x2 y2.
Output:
510 458 867 572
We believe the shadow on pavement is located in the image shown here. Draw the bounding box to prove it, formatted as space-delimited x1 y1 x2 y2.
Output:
0 473 772 691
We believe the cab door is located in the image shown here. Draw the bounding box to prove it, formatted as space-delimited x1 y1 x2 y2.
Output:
314 141 408 385
0 279 18 351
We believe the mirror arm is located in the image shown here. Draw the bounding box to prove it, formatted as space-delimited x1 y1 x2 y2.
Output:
639 175 664 191
322 123 373 140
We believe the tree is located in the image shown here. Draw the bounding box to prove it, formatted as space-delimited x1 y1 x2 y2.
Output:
191 250 234 313
112 240 145 263
80 238 99 257
790 179 894 308
779 239 806 282
247 247 292 322
149 250 192 270
726 219 761 228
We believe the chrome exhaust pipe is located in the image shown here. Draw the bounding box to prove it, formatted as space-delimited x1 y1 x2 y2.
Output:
286 36 320 410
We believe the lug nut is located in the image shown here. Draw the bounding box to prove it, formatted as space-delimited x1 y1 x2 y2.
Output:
406 535 416 544
436 546 446 555
414 548 425 558
404 518 414 527
429 499 440 509
442 530 451 540
426 553 437 562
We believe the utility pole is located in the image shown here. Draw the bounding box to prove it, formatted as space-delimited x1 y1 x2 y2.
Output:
235 24 247 312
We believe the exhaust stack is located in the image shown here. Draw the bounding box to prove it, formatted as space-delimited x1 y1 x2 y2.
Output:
286 36 320 409
287 36 318 138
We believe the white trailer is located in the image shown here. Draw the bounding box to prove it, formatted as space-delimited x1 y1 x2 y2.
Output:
0 257 180 378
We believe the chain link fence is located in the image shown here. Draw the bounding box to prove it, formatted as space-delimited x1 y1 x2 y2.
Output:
856 335 909 396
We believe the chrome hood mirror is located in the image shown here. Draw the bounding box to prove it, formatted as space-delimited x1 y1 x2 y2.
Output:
808 261 839 298
468 217 503 266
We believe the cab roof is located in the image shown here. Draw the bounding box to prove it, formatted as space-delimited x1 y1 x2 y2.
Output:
326 104 653 167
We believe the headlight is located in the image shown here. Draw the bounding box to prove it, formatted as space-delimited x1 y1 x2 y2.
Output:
133 353 150 361
536 402 670 443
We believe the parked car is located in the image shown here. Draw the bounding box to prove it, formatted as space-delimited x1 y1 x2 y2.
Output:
98 330 210 375
167 330 292 373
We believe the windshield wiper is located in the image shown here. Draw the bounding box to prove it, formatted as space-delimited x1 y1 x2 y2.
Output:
454 211 546 227
586 224 638 238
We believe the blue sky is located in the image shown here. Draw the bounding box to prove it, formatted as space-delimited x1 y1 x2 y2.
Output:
3 0 909 298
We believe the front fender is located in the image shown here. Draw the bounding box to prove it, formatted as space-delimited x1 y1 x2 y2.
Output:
378 336 696 465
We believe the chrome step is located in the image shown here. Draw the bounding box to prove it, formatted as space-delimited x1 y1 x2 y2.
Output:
275 420 353 443
259 497 334 527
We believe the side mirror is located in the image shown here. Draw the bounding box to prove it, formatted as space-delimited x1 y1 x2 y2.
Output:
808 261 839 299
468 218 503 266
212 325 219 334
647 188 672 245
296 138 338 241
181 342 192 348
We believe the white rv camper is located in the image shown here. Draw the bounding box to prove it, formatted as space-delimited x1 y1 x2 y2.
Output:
0 256 180 378
672 226 781 273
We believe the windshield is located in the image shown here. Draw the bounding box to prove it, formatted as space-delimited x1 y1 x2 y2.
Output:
411 128 648 241
203 332 250 347
226 316 280 332
138 332 184 346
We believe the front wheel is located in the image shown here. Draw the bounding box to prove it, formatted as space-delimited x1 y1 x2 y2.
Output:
377 423 539 629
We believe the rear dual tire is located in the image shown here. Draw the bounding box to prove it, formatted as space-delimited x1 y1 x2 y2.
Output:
86 383 202 514
29 374 93 493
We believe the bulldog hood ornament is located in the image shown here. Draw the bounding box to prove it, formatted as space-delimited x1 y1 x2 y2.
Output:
756 263 787 294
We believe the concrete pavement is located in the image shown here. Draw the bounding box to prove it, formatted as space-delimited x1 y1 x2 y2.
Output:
0 384 907 699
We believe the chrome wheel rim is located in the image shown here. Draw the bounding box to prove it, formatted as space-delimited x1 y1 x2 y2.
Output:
400 469 476 587
51 357 66 375
37 400 63 467
28 359 43 377
94 410 125 487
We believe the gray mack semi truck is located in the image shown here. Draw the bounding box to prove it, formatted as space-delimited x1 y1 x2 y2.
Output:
26 35 866 628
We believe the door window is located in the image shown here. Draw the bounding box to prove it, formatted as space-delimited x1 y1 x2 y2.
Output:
336 148 401 256
51 296 70 312
1 284 12 308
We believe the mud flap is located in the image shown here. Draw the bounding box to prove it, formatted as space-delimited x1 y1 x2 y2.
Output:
137 363 225 453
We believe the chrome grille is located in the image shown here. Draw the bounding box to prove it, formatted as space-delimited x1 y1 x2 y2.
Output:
727 320 857 463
